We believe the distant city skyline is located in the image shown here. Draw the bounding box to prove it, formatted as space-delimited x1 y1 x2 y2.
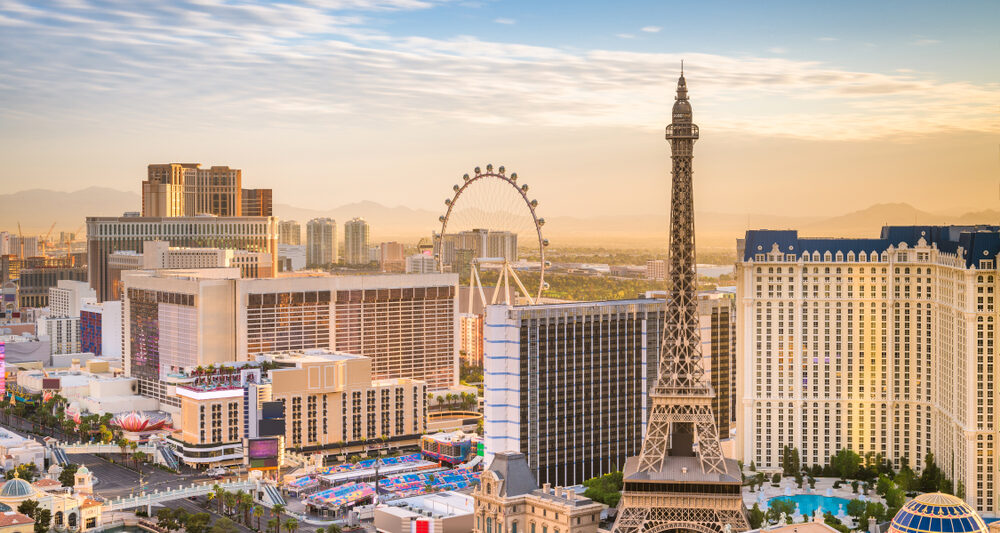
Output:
1 1 998 220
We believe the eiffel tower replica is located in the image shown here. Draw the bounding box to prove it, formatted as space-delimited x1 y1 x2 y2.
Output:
612 68 750 533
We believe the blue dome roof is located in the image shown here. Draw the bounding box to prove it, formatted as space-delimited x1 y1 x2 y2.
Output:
888 493 987 533
0 478 34 498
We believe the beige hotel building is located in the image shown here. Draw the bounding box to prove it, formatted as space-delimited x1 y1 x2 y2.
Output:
122 268 458 413
173 350 426 466
736 226 1000 514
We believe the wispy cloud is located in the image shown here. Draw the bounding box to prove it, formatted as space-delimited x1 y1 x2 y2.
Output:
640 26 660 33
0 1 997 142
910 38 941 46
768 47 788 54
493 17 515 25
616 33 635 39
817 37 837 42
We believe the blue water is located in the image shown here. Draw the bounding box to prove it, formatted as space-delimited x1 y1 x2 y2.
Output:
767 495 851 517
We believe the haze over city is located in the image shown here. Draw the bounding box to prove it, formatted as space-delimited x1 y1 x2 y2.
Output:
2 0 998 227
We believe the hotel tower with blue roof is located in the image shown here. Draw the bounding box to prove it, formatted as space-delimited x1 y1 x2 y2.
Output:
735 225 1000 515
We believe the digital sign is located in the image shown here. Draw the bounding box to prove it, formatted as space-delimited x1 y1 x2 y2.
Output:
42 378 61 390
249 458 278 469
248 438 279 459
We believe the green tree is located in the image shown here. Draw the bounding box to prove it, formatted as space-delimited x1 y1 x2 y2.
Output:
831 449 862 480
239 491 254 526
876 475 893 497
582 471 624 508
211 484 227 515
33 509 50 533
6 464 36 482
326 525 342 533
17 501 39 519
211 517 240 533
186 513 212 533
224 491 238 518
267 518 280 533
748 504 764 529
284 518 298 533
766 499 795 524
957 481 966 500
851 480 859 493
823 513 850 533
919 452 945 493
846 499 867 521
253 506 265 531
782 446 801 476
894 464 916 492
771 473 781 485
156 508 182 532
271 503 286 520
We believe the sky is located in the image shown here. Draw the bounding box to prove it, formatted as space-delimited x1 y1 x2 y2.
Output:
1 0 998 218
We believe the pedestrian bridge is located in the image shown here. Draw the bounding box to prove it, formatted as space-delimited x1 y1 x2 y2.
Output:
102 479 258 512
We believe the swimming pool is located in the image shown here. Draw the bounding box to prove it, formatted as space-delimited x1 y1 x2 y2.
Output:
767 495 851 517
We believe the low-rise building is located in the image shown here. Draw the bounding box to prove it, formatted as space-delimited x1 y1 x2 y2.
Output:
473 451 604 533
375 491 474 533
0 511 34 533
36 316 80 355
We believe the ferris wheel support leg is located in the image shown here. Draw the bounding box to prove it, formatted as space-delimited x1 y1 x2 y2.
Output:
508 262 535 305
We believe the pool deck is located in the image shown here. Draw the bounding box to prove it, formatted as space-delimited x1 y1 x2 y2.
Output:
742 476 884 518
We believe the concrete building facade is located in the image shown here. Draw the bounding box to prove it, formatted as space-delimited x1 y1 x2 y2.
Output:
737 225 1000 513
86 215 278 301
279 220 302 245
306 218 337 266
344 218 371 266
484 300 664 487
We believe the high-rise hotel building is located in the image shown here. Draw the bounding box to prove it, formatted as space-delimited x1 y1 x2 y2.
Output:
86 214 278 301
344 218 371 265
736 225 1000 513
122 269 458 413
484 299 665 487
306 218 337 266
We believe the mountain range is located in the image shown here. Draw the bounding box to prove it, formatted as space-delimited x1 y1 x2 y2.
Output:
1 187 997 248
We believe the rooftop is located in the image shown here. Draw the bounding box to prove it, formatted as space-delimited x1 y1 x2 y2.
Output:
621 456 742 485
267 349 366 365
384 491 475 519
742 225 1000 268
0 512 34 527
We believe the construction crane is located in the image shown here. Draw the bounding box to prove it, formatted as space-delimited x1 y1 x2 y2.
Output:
41 222 56 256
16 222 23 258
66 223 84 255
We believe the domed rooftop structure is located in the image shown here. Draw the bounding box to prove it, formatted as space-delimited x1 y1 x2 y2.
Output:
888 493 987 533
76 466 89 475
0 477 35 498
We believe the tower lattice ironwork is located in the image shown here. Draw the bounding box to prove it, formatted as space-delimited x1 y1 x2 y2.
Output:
611 69 750 533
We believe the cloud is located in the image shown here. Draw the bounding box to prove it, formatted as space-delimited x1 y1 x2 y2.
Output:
910 38 941 46
640 26 660 33
768 47 788 54
817 37 837 42
616 33 635 39
493 17 515 24
0 1 997 142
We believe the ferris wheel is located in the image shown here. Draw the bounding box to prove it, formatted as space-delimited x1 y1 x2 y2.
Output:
436 164 548 305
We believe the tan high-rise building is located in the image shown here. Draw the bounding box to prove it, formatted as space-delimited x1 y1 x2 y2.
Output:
306 218 337 266
141 163 272 218
459 313 483 366
380 242 405 273
279 220 302 246
737 225 1000 514
344 218 370 265
86 214 278 301
267 349 426 451
241 188 272 217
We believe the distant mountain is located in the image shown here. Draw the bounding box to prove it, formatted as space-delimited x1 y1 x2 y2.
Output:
3 189 998 248
0 187 140 234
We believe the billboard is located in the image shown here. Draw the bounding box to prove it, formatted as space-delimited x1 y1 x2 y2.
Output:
249 457 279 469
42 378 61 390
0 342 5 396
411 520 433 533
261 401 284 419
258 419 285 437
248 438 279 459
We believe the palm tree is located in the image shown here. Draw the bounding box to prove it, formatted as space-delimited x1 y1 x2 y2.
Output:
224 491 238 518
267 518 279 533
271 503 286 520
283 518 298 533
212 484 227 515
239 491 253 526
253 506 265 531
